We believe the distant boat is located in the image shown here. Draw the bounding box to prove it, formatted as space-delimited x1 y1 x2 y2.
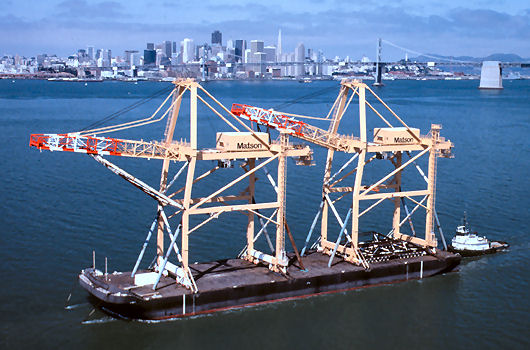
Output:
298 77 312 83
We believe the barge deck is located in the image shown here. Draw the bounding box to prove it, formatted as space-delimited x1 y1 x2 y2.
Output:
79 250 460 320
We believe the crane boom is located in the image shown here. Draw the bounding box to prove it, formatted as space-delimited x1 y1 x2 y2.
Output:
29 133 189 161
231 103 357 152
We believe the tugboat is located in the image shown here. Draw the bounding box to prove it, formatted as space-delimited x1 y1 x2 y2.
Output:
449 213 509 257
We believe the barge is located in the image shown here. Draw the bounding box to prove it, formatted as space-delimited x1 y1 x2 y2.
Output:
30 79 457 320
80 248 460 320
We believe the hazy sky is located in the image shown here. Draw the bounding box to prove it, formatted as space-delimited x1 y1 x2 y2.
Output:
2 0 529 60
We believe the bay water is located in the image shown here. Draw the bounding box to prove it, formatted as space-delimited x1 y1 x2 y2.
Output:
1 79 528 349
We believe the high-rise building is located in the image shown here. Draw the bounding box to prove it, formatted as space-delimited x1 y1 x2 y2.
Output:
235 40 246 62
146 43 154 50
244 49 251 64
211 30 222 45
295 43 305 77
264 46 276 63
130 52 140 66
254 52 266 74
124 50 138 64
226 39 234 50
143 49 156 65
156 50 164 66
277 29 282 62
250 40 264 55
181 38 195 63
250 40 264 64
87 46 95 60
164 41 172 59
172 41 177 54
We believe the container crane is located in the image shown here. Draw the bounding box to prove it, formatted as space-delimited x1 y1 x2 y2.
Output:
231 79 453 267
30 79 313 291
29 79 461 320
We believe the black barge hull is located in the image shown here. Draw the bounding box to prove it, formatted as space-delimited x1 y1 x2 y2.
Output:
79 250 460 320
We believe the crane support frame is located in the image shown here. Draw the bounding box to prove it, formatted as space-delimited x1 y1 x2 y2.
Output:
230 79 453 268
30 79 313 290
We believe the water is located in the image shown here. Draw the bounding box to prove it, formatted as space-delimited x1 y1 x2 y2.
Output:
1 79 529 349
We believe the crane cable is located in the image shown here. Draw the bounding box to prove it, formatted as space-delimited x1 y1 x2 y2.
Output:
272 85 336 110
80 85 174 132
79 82 337 136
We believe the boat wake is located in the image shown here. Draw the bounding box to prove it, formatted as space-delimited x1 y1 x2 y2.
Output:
64 303 89 310
81 316 117 325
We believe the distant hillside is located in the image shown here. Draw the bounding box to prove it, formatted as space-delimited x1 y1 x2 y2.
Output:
411 53 530 63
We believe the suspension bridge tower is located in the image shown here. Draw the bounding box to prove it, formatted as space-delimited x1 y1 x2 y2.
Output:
374 38 384 86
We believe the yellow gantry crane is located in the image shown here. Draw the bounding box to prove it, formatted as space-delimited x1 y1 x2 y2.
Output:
231 79 453 268
30 79 313 291
30 78 452 292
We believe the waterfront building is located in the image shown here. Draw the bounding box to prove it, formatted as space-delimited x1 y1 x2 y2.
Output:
211 30 222 45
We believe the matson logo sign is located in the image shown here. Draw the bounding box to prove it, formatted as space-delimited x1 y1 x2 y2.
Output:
394 136 414 143
237 142 263 150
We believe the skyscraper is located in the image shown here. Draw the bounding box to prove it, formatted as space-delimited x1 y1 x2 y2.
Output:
181 38 195 63
211 30 222 45
87 46 95 60
277 29 282 62
247 40 263 63
164 41 172 59
264 46 276 63
124 50 139 64
250 40 264 55
295 42 305 77
144 43 156 65
235 40 246 62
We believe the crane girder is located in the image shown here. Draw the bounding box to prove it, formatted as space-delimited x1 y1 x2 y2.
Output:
231 103 356 152
29 133 190 161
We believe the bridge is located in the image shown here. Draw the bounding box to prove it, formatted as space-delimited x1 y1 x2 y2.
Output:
372 38 529 89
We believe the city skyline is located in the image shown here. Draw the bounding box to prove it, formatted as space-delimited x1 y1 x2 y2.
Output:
1 0 530 60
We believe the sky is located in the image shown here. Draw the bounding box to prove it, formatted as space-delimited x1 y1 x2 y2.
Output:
1 0 529 60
